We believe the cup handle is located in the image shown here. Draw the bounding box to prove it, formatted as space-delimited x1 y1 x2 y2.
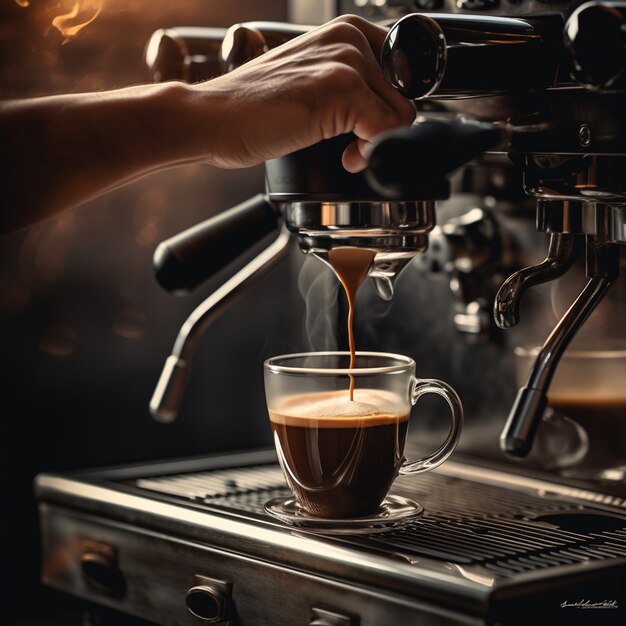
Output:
399 378 464 475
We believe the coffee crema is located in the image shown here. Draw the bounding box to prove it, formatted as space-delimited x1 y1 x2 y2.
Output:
270 389 409 518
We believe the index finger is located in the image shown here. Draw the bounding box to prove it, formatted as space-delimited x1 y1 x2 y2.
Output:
329 14 389 60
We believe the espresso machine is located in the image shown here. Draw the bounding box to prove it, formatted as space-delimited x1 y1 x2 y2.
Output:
36 2 626 625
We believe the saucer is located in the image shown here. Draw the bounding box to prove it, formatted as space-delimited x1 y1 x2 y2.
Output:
264 495 424 535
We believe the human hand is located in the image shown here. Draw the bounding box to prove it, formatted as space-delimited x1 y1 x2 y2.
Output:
192 14 416 173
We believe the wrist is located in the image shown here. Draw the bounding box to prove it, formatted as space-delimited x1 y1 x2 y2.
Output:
145 81 220 167
183 79 235 167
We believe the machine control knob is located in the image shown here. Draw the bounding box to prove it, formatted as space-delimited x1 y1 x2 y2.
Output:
563 1 626 90
80 545 125 598
144 27 226 83
220 24 267 73
381 13 559 99
186 584 229 623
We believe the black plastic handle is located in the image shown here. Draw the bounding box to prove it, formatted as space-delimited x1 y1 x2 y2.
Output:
153 194 280 294
365 120 504 199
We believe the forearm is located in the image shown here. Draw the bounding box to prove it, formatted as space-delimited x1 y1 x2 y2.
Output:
0 82 214 233
0 15 415 233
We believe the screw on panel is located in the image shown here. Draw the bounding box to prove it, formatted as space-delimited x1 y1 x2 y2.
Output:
578 124 592 147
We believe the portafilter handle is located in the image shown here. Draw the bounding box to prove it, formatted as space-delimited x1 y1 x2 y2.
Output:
365 119 505 199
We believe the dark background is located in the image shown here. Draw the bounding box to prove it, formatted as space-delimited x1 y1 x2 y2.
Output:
3 2 625 624
0 1 297 622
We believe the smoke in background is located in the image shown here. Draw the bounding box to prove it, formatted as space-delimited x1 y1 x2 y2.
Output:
297 253 398 354
297 255 340 352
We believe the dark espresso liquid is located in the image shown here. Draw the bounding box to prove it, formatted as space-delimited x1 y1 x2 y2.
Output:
270 390 408 518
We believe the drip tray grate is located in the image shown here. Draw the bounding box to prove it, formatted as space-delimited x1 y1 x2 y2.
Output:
135 464 626 578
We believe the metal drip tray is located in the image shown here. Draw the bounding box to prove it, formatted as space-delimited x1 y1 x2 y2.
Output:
135 464 626 578
36 449 626 626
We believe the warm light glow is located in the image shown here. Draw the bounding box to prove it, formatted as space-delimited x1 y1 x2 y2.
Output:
51 0 103 44
15 0 30 7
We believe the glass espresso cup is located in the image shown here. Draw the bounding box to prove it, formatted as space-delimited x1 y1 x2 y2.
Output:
263 352 463 529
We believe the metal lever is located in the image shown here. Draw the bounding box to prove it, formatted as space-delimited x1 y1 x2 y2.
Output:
150 228 293 422
153 194 280 294
500 242 619 457
494 233 579 329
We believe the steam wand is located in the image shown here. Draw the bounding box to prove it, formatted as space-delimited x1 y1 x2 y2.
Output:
500 241 619 457
150 228 293 422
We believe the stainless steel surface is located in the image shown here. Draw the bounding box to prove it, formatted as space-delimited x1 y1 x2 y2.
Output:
150 228 293 423
286 200 435 299
36 452 626 625
537 201 626 243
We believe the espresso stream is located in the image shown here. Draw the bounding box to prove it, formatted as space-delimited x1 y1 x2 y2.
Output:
327 247 376 400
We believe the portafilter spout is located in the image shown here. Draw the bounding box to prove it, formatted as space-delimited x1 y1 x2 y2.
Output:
270 120 504 300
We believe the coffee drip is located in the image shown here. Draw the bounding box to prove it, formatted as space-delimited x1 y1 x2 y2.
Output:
146 5 626 484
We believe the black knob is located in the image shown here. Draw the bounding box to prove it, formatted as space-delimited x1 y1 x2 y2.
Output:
186 585 228 623
564 1 626 90
381 13 561 99
80 550 125 598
